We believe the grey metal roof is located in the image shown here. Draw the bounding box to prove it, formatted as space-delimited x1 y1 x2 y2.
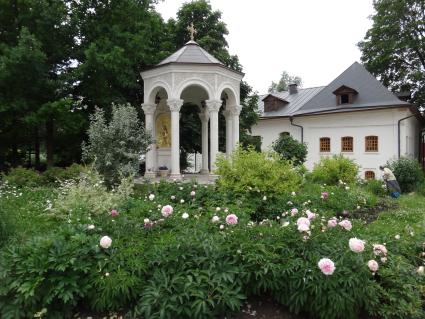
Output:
296 62 409 115
258 87 325 118
157 41 224 66
260 62 409 118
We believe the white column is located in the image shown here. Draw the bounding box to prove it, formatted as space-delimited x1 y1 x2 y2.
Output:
167 99 184 179
142 103 156 178
224 109 233 158
206 100 222 172
198 110 210 174
231 105 242 149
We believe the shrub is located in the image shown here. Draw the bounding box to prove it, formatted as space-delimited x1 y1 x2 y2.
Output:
386 157 424 193
82 103 150 186
364 179 387 197
2 167 42 187
215 147 303 197
0 205 15 248
41 164 86 185
272 133 307 165
52 169 134 218
310 154 359 185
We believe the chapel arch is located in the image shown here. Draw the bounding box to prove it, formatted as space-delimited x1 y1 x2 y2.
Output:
146 84 170 105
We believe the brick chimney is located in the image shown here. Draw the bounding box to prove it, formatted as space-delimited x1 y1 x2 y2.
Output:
289 83 298 95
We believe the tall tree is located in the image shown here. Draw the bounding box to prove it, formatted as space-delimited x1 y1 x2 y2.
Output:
268 71 302 93
358 0 425 107
0 0 79 169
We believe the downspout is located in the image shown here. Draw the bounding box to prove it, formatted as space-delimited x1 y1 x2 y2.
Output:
290 116 303 143
398 115 415 158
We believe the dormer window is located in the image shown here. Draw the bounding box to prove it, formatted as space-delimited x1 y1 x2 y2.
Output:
262 94 289 112
332 85 358 106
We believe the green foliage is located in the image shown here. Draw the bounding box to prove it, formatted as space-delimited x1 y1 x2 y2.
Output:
0 204 15 248
52 169 133 218
386 157 424 192
272 133 308 165
41 164 86 185
216 147 303 197
365 179 387 197
2 167 42 188
358 0 425 107
82 104 150 185
310 155 359 185
268 70 303 93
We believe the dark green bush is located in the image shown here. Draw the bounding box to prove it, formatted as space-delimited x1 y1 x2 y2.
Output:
310 155 359 185
2 167 42 187
41 164 86 185
387 157 424 192
272 133 308 165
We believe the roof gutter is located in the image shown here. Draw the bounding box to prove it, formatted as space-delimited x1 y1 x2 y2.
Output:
398 115 415 158
290 116 303 143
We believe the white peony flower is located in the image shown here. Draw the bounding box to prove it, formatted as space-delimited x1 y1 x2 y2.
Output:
182 212 189 219
148 194 155 201
99 236 112 249
88 224 95 230
212 215 220 223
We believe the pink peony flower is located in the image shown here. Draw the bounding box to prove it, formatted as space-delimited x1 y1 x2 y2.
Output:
327 218 338 228
161 205 173 217
318 258 335 275
99 236 112 249
306 210 316 220
298 223 310 232
291 208 298 216
349 238 365 253
110 209 119 217
225 214 238 225
368 260 379 272
373 244 387 256
321 192 329 199
338 219 352 231
297 217 310 227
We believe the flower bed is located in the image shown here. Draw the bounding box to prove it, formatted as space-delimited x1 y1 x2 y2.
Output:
0 173 423 319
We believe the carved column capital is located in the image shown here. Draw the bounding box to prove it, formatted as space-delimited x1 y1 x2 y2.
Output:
198 110 210 122
230 105 242 116
206 100 222 113
142 103 156 115
167 99 184 112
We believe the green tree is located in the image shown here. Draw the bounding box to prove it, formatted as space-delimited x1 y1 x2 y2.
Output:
268 71 302 93
0 0 82 169
358 0 425 108
272 133 307 165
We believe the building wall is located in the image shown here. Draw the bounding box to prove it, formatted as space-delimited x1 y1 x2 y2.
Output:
251 107 420 179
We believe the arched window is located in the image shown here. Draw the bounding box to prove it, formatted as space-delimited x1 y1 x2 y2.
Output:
365 136 378 152
341 136 353 152
365 171 375 180
320 137 331 152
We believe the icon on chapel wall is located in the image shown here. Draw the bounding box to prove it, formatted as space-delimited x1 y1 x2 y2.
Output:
156 113 171 148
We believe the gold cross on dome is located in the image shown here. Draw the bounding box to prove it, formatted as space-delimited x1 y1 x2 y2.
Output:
187 22 197 41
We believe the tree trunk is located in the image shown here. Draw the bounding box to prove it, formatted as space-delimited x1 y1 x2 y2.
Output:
35 127 40 169
46 118 54 167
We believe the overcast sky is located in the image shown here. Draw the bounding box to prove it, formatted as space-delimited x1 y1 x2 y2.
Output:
156 0 375 94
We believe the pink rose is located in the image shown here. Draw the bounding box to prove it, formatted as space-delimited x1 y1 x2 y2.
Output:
368 260 379 272
327 218 337 228
349 238 365 253
338 220 352 231
225 214 238 225
318 258 335 275
161 205 173 217
373 244 387 256
110 209 119 217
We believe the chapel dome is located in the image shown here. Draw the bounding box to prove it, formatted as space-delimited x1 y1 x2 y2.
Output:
157 40 224 66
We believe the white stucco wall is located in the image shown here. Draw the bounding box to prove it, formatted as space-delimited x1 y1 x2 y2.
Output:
251 107 421 179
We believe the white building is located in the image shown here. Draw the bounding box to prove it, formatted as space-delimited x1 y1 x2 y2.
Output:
251 62 424 179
